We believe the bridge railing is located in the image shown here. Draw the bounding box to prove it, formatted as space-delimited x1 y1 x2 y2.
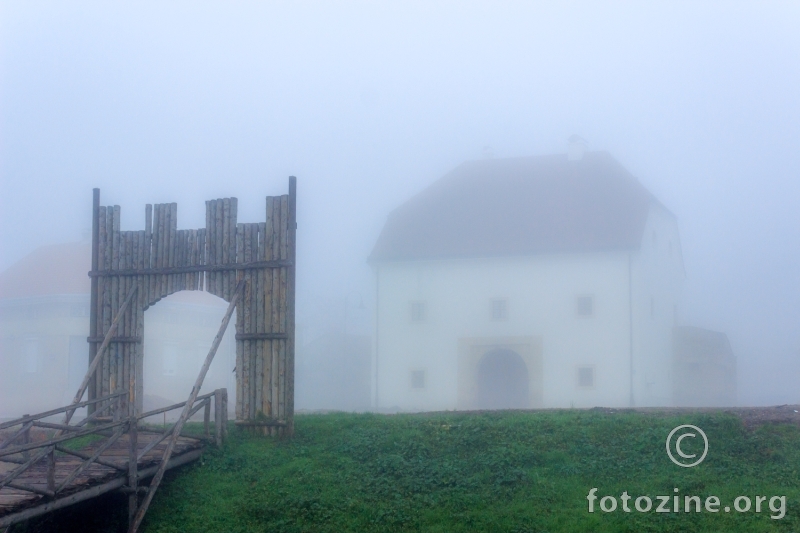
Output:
137 388 228 452
0 390 129 498
0 387 227 503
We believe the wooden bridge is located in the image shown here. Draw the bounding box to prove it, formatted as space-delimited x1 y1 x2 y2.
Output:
0 389 227 531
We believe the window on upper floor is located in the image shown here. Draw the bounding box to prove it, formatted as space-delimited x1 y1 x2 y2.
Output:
576 295 593 317
410 301 426 323
577 366 595 388
490 298 508 321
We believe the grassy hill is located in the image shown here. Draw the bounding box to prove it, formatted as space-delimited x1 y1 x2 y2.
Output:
18 410 800 532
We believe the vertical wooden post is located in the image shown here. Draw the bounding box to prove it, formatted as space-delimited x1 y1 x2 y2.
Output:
214 389 223 446
21 416 30 462
203 400 211 439
46 449 55 493
89 189 100 413
286 177 297 436
221 388 228 442
128 412 138 529
128 296 139 529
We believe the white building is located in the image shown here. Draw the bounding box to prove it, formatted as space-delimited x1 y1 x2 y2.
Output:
369 151 685 410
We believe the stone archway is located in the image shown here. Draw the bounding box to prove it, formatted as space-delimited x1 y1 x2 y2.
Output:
475 348 529 409
86 178 296 435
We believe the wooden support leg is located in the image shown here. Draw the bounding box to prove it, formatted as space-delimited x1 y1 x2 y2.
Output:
221 389 228 442
46 449 55 494
203 400 211 440
127 416 138 530
21 419 30 462
214 389 223 447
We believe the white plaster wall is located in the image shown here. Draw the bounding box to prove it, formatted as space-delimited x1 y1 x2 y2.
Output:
373 203 685 411
374 251 635 410
630 205 685 406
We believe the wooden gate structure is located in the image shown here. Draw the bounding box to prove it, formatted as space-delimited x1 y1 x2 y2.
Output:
1 178 297 533
87 177 297 436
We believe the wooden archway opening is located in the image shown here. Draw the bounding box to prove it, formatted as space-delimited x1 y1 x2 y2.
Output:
86 178 297 436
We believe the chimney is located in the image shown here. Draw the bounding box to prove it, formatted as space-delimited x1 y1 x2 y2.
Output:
567 134 588 161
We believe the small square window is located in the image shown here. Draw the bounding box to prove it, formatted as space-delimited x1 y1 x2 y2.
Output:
411 370 425 389
490 298 508 321
410 301 426 323
576 295 593 317
577 366 594 388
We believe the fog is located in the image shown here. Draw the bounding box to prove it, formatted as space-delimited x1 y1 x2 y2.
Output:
1 2 798 414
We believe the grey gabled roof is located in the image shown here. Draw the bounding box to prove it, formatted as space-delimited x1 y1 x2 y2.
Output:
370 151 664 262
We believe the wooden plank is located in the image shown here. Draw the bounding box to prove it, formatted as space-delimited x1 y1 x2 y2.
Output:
136 231 145 413
88 189 101 411
277 197 288 433
286 177 297 434
188 230 196 290
229 198 238 300
168 203 177 295
144 204 153 305
242 223 252 420
88 259 292 278
118 233 128 408
270 199 281 335
234 224 244 421
198 228 205 291
205 201 213 294
158 203 167 298
153 204 162 299
151 205 159 304
215 198 223 298
270 340 279 435
263 199 274 423
254 224 264 422
93 206 106 407
222 198 230 301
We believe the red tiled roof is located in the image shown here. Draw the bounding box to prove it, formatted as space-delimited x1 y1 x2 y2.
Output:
370 151 663 261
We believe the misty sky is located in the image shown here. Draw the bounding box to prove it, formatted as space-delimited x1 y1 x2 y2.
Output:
1 1 798 404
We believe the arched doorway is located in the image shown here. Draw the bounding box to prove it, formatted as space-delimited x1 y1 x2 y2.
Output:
475 348 529 409
142 290 236 419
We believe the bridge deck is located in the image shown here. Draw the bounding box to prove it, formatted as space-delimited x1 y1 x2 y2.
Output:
0 431 203 527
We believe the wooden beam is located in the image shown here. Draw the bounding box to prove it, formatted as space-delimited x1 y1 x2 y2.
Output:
234 333 288 340
88 259 292 278
0 391 125 431
86 336 142 343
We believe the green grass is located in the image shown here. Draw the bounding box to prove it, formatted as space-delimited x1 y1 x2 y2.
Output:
135 411 800 533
